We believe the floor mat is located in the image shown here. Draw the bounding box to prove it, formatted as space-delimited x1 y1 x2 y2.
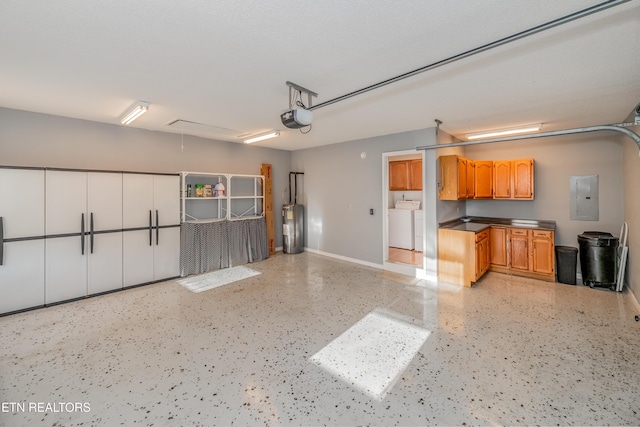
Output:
177 266 261 293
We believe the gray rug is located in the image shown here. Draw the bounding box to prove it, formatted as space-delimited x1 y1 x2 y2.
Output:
177 266 261 293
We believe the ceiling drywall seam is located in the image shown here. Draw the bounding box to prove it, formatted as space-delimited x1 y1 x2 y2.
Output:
307 0 631 112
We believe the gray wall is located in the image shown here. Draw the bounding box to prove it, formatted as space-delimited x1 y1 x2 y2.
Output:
464 134 624 248
291 128 436 265
0 107 291 247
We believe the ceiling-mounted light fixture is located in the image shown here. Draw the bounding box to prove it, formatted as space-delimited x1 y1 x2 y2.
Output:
120 101 150 125
242 130 280 144
465 123 542 140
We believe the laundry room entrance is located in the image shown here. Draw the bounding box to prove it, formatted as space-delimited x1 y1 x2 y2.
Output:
382 149 426 277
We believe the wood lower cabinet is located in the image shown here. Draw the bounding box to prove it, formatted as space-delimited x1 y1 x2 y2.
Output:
475 229 490 280
490 226 507 266
389 159 422 191
509 228 530 271
437 223 555 288
491 227 555 281
532 230 554 275
438 227 491 287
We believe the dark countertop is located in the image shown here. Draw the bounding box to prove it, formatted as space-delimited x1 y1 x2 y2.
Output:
439 216 556 233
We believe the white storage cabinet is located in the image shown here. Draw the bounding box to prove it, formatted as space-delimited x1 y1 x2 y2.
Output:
123 173 180 286
0 167 46 314
45 170 123 304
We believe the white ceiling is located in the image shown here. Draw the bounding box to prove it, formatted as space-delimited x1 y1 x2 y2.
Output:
1 1 639 151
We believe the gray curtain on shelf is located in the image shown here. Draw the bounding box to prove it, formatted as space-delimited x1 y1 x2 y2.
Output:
180 217 268 276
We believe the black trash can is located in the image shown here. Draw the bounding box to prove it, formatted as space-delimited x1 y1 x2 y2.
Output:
555 246 578 285
577 231 619 288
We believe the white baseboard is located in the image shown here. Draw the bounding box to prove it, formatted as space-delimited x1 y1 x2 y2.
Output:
303 247 384 270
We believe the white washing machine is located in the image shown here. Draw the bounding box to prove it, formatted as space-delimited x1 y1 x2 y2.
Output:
388 200 421 250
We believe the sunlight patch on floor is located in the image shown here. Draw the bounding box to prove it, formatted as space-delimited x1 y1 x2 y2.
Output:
309 308 430 400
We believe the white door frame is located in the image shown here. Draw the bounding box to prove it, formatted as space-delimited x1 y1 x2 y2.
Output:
382 149 428 278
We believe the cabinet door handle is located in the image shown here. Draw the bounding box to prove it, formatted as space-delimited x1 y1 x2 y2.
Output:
0 216 4 266
90 212 95 254
148 210 153 246
155 210 159 246
81 213 85 255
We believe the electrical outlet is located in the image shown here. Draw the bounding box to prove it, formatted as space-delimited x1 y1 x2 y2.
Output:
369 208 374 215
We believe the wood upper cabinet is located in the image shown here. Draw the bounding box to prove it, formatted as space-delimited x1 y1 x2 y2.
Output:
389 161 409 191
490 226 507 266
509 228 530 271
409 159 422 191
493 159 534 200
493 161 512 199
457 157 467 199
466 159 475 199
439 155 469 200
474 161 493 199
440 156 533 200
513 159 534 199
389 159 422 191
532 230 554 275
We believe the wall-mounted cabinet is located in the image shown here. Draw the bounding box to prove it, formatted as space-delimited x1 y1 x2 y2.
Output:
439 155 533 200
474 160 493 199
181 172 264 223
494 159 534 200
438 155 470 200
389 159 422 191
438 155 477 200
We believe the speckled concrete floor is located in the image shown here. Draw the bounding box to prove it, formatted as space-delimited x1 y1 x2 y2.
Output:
1 252 639 426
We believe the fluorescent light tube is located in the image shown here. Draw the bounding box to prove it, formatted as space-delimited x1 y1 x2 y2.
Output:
120 102 150 125
243 130 280 144
466 123 542 140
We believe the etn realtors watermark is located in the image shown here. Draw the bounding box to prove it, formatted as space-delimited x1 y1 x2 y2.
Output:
2 401 91 413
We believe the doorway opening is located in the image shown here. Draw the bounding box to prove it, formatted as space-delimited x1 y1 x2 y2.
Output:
382 149 426 278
